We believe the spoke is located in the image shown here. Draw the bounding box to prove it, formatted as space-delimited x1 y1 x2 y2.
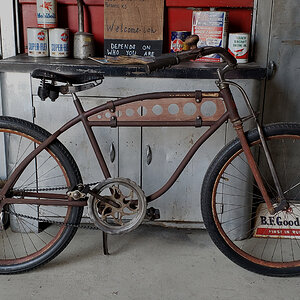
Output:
19 155 53 188
220 206 270 237
11 206 52 246
257 144 279 198
216 192 264 201
15 216 33 255
8 135 24 177
21 166 61 189
17 218 49 247
287 213 300 252
8 138 34 178
23 204 67 229
286 214 295 262
218 180 263 200
219 201 265 214
9 207 56 239
259 228 270 259
284 181 300 195
1 232 6 259
3 228 17 259
281 139 288 191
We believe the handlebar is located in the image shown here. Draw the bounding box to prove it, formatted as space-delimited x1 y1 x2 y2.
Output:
145 47 237 74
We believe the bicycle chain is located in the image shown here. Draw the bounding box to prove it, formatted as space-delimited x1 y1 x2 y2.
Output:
6 181 103 230
18 181 101 193
6 209 101 230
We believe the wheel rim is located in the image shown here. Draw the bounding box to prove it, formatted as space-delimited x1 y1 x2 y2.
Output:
212 134 300 269
0 129 75 266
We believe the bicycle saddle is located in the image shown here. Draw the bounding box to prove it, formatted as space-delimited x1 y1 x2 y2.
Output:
31 69 104 84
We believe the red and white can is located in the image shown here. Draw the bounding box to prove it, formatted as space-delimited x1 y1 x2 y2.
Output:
170 31 191 52
36 0 57 28
228 33 250 63
27 28 49 57
49 28 70 58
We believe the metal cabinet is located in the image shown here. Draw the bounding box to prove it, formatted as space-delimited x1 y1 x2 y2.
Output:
105 77 261 226
0 71 262 228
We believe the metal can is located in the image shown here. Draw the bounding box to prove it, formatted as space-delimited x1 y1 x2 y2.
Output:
49 28 70 58
36 0 57 28
170 31 191 52
228 33 250 63
27 28 49 57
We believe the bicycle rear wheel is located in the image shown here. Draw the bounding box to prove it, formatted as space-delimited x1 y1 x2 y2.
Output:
201 123 300 276
0 116 83 274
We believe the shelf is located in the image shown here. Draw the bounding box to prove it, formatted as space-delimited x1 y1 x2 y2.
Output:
0 54 266 80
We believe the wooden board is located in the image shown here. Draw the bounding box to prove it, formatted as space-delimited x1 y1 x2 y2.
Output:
104 0 164 57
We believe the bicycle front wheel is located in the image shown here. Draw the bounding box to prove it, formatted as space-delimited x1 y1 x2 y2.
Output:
201 123 300 276
0 117 83 274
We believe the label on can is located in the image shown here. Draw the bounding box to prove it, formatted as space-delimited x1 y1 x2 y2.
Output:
170 31 191 52
37 0 57 28
27 28 49 57
228 33 250 63
49 28 70 57
192 11 228 62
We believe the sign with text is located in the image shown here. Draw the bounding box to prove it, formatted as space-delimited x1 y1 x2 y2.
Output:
254 203 300 239
104 0 164 57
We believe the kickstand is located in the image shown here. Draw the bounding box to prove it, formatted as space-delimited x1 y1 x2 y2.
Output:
102 232 109 255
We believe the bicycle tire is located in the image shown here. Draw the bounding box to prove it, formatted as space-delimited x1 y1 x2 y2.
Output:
0 116 83 274
201 123 300 276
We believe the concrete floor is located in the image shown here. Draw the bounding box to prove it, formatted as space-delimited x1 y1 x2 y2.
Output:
0 225 299 300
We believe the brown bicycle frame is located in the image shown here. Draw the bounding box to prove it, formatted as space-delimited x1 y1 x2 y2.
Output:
0 85 273 212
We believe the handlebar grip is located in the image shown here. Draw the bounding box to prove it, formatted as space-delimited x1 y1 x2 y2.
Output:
145 47 237 74
145 53 180 74
201 47 237 66
145 49 201 74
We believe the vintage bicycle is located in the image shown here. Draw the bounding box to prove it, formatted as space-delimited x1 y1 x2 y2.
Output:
0 46 299 276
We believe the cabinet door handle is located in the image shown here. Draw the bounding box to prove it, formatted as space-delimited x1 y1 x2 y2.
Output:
110 143 116 163
146 145 152 165
267 60 276 80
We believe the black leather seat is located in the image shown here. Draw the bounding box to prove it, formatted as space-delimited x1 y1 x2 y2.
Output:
31 69 104 84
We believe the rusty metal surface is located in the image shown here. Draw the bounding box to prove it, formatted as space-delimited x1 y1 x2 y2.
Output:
3 198 87 206
88 93 225 124
147 112 229 202
234 125 274 214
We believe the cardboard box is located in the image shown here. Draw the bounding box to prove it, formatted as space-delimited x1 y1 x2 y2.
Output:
104 0 164 57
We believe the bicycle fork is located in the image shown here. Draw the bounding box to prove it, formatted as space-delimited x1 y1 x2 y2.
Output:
218 80 288 215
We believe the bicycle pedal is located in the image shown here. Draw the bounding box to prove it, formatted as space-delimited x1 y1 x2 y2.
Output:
145 207 160 221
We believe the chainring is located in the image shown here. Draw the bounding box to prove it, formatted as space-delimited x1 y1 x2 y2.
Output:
88 178 147 235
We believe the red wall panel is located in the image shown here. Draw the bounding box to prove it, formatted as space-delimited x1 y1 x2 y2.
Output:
19 0 253 55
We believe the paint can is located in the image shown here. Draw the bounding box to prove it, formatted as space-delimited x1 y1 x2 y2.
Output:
49 28 70 57
36 0 57 28
228 33 250 63
27 28 49 57
170 31 191 52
